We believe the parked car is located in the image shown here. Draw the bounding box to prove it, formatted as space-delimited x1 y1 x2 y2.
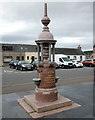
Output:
82 59 95 67
9 60 19 69
16 61 34 71
31 61 37 70
71 60 83 68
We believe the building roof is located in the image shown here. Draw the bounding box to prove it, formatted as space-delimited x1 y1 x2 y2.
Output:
1 43 37 52
55 48 85 55
1 43 85 55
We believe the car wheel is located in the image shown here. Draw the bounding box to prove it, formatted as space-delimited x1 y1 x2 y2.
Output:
61 65 64 69
89 64 92 67
31 68 33 71
20 67 23 71
15 66 18 70
13 66 15 69
74 65 76 68
11 66 14 69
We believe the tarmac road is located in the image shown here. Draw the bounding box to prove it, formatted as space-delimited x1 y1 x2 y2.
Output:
1 66 94 94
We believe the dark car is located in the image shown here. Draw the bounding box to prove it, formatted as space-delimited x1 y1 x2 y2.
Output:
31 61 37 70
16 61 34 71
9 60 19 69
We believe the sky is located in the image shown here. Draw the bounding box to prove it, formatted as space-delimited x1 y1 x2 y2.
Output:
0 2 93 51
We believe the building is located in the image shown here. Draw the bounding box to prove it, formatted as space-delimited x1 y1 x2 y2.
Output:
93 45 95 59
0 43 38 66
83 50 93 59
55 45 85 61
89 45 95 59
0 43 86 66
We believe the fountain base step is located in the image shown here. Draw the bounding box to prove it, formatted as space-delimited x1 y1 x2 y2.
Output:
17 94 81 118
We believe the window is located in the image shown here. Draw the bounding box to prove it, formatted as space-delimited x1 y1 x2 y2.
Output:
68 56 70 59
2 46 13 51
93 59 95 62
27 56 29 60
16 56 20 60
39 56 41 61
31 56 35 62
22 56 24 60
3 56 12 63
84 60 92 62
74 56 76 60
80 56 82 61
59 58 63 62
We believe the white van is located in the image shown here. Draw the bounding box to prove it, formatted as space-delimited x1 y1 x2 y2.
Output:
54 54 73 68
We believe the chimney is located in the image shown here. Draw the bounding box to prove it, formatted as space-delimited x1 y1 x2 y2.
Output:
77 45 81 50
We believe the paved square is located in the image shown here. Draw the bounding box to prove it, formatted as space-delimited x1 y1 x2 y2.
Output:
2 82 93 118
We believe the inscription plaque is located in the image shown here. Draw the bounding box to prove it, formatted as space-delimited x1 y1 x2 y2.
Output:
38 66 56 88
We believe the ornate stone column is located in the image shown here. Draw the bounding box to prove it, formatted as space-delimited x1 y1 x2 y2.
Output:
52 44 55 62
37 44 40 63
40 43 43 62
49 44 51 61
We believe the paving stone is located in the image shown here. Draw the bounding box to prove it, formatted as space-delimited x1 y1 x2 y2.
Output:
2 82 93 118
2 101 18 118
13 106 31 118
8 100 19 107
17 91 32 98
3 93 20 102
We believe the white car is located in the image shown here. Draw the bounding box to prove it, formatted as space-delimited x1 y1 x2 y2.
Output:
72 60 83 68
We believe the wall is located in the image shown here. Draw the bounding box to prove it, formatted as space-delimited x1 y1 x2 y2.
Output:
68 55 85 61
93 47 95 59
25 52 38 63
1 51 38 66
0 52 2 66
2 51 25 66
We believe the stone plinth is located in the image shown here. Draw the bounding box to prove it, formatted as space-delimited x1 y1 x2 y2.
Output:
24 94 73 113
35 87 58 102
17 94 81 118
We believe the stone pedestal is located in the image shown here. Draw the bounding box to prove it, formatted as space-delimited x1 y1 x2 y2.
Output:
17 94 81 118
35 87 58 102
34 62 58 102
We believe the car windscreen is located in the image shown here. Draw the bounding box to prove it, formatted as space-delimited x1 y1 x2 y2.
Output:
77 61 81 63
72 60 75 63
84 60 92 62
14 60 19 63
21 62 30 64
62 57 70 61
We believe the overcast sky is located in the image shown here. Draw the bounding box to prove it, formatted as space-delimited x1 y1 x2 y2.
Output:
0 2 93 51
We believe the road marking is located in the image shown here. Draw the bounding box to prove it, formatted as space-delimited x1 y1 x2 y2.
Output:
3 70 36 74
4 70 13 73
4 70 6 72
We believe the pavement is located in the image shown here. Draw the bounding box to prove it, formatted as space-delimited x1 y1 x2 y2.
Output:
2 82 94 118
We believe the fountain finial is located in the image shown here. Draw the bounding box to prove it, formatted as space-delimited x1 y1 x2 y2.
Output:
41 3 50 27
44 3 47 16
